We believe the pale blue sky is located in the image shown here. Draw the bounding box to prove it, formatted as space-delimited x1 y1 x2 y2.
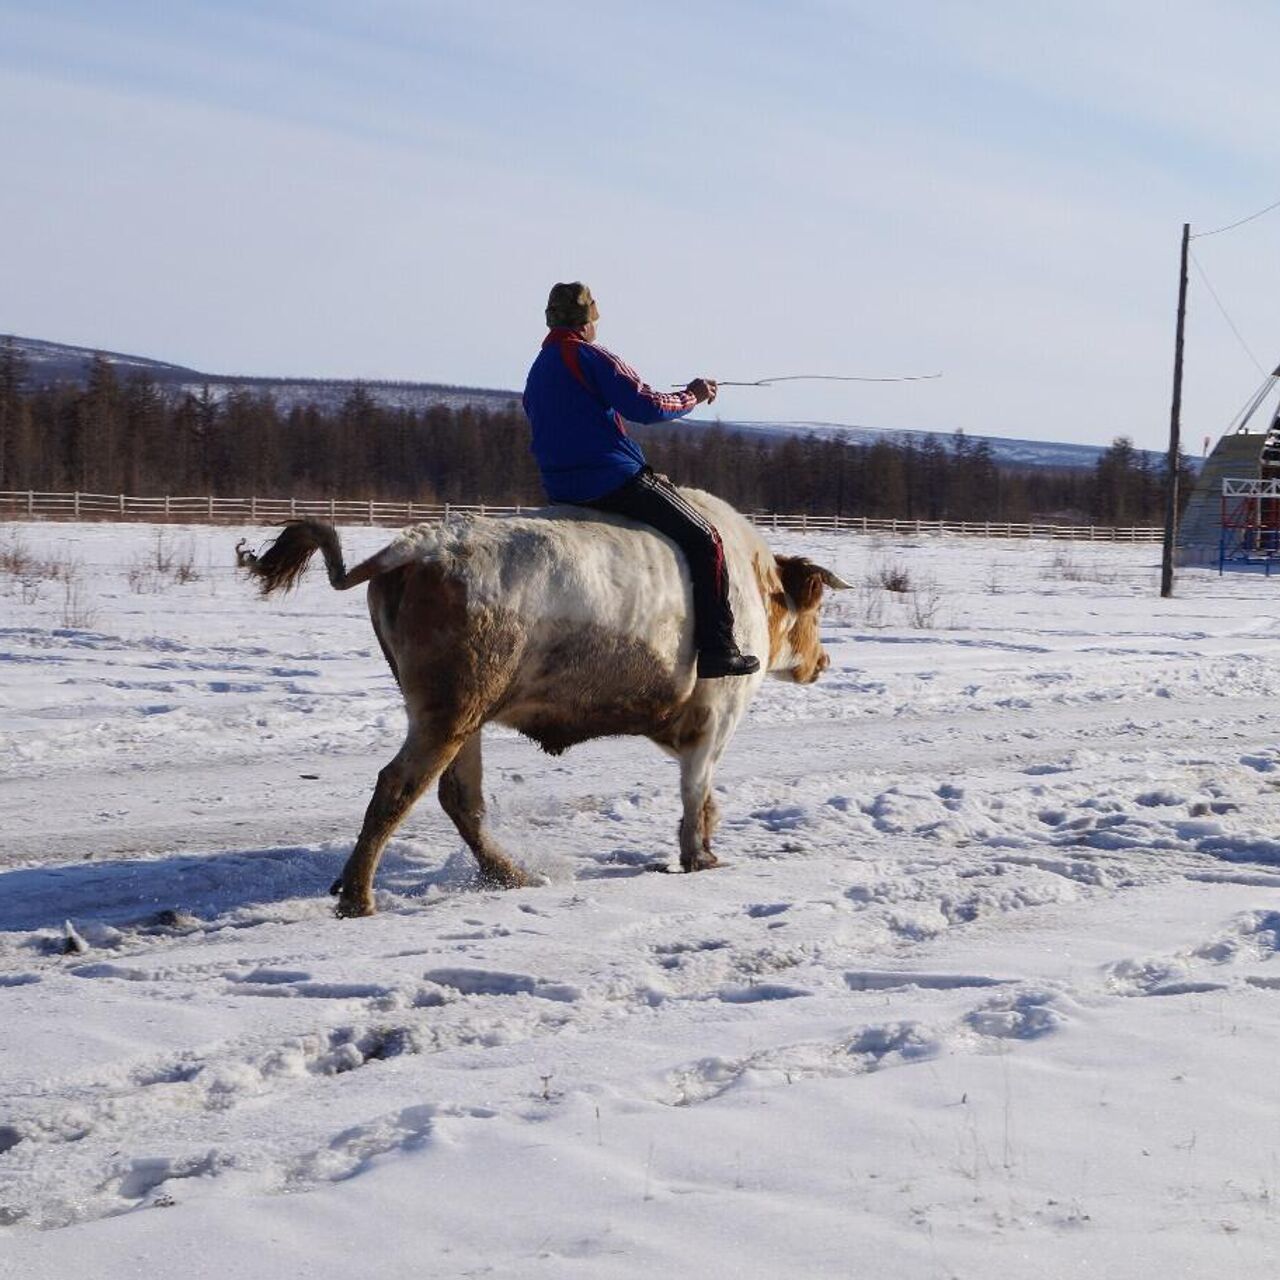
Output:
2 1 1279 450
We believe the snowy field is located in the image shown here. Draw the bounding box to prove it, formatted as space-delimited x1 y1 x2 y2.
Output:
4 520 1280 1278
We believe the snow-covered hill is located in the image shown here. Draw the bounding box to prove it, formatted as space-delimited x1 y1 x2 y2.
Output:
645 415 1175 471
2 520 1278 1276
3 334 521 416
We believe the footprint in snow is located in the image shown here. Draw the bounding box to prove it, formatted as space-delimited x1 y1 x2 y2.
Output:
232 967 311 985
844 970 1013 993
1106 957 1227 998
716 983 810 1003
422 967 582 1002
1240 752 1280 773
231 977 397 1001
965 989 1069 1039
747 805 808 832
651 939 728 969
1110 909 1280 998
667 1020 939 1106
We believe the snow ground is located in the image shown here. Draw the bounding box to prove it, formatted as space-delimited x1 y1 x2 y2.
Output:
3 521 1280 1277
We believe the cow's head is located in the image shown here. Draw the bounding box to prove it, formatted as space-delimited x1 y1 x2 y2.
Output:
762 554 851 683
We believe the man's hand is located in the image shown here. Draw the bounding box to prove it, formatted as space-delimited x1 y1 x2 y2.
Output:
686 377 718 404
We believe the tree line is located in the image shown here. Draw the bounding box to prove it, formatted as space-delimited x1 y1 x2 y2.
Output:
0 341 1186 525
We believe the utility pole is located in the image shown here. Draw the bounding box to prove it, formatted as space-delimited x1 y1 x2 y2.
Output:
1161 221 1190 598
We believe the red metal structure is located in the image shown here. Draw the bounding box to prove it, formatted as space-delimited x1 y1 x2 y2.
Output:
1220 476 1280 571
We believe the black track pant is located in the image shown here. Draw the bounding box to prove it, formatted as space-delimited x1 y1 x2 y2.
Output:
581 468 737 654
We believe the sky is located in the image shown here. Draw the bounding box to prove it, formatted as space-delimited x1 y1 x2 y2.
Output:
2 0 1280 452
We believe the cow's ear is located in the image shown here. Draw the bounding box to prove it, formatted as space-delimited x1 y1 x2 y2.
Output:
776 556 825 609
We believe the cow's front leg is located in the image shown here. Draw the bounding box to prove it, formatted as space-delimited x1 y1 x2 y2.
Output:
677 740 722 872
332 731 462 917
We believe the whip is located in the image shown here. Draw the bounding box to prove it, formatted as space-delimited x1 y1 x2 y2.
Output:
675 372 942 388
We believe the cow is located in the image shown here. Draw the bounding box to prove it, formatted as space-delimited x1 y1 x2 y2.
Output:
237 489 848 917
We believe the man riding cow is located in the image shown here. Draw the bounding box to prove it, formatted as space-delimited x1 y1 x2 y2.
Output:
523 282 761 680
236 284 850 914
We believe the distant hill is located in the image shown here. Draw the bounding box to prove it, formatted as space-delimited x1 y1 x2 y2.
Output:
4 333 1173 472
5 334 522 416
643 416 1179 472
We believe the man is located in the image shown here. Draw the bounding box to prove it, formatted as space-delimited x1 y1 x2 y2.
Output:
522 282 760 679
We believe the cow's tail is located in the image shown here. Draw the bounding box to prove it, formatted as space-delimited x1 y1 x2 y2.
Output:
236 520 387 597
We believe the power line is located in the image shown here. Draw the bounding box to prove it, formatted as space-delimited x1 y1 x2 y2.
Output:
1189 247 1267 376
1192 194 1280 239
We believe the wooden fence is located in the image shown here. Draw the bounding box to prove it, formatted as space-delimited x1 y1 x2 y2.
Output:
0 490 1164 543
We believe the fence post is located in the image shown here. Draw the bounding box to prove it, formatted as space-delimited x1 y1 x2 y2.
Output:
208 495 214 520
27 490 34 517
290 497 297 518
250 495 257 521
329 498 336 521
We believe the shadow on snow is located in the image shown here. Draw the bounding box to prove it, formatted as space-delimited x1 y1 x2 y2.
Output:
0 842 477 935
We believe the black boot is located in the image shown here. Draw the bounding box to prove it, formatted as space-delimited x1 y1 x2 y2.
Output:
696 648 761 679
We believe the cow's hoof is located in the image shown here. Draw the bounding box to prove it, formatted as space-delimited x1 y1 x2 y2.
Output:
329 876 344 896
476 863 530 890
680 852 722 873
334 894 376 918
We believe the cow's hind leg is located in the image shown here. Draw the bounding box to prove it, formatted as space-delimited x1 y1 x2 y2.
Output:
438 731 528 889
332 730 463 917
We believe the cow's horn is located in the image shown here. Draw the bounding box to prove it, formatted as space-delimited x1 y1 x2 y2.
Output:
816 566 852 590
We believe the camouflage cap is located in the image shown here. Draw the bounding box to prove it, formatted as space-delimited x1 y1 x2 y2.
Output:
545 281 599 328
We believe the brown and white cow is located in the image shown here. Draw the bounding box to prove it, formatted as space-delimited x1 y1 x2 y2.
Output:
238 489 847 916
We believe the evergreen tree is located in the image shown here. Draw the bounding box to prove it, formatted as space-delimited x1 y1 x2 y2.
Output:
1092 436 1160 524
0 336 29 490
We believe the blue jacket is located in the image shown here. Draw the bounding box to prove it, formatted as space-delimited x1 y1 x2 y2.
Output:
523 328 698 502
